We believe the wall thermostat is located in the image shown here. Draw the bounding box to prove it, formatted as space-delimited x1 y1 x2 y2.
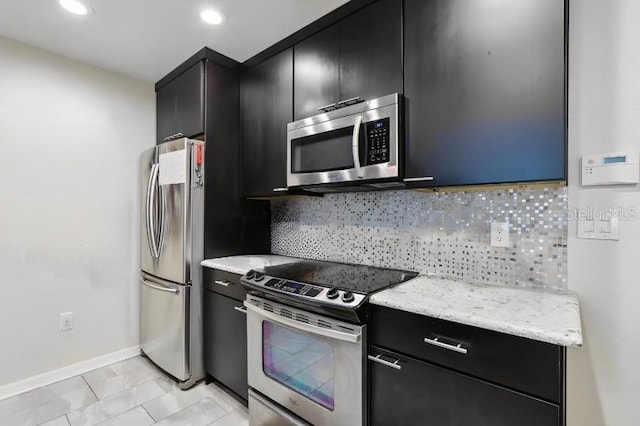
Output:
581 151 640 186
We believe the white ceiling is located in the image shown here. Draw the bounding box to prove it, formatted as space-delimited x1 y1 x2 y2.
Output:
0 0 349 82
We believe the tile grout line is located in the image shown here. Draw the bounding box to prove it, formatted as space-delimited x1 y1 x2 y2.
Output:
81 375 99 402
156 396 220 424
140 403 157 424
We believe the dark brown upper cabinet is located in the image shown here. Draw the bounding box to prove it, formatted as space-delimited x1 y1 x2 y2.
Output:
240 48 294 198
293 0 403 120
156 61 205 143
404 0 567 186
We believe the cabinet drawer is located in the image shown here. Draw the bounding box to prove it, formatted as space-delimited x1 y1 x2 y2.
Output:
370 305 563 403
203 291 248 400
203 268 246 301
369 346 560 426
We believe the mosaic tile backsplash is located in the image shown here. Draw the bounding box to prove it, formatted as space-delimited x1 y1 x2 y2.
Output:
271 187 568 290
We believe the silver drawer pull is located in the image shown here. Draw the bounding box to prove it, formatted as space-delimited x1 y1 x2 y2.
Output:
141 279 179 295
214 280 231 287
368 354 402 370
273 187 288 192
403 177 435 182
337 96 362 106
163 132 185 142
424 337 468 354
234 306 247 314
317 102 338 112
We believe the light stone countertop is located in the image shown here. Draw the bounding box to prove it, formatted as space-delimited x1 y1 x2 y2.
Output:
201 255 300 276
369 275 582 348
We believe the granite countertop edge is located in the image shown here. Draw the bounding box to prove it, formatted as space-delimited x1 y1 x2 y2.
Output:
369 276 583 349
201 255 301 276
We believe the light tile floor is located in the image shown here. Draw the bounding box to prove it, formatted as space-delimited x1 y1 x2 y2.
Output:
0 356 249 426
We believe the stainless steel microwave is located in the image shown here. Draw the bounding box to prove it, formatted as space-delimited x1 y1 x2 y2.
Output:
287 93 402 189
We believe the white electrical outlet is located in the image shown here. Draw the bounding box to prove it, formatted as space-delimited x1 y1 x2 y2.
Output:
59 312 74 333
491 222 510 248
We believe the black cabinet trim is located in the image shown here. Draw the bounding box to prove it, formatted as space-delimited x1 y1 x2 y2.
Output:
242 0 379 69
156 47 241 91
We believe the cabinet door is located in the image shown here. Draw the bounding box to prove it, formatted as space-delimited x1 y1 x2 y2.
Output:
156 80 176 143
240 48 293 197
369 347 560 426
174 61 205 139
339 0 403 103
203 291 248 400
293 24 340 120
404 0 566 186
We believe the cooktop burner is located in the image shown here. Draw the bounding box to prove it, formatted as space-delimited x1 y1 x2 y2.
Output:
258 260 417 294
240 259 417 322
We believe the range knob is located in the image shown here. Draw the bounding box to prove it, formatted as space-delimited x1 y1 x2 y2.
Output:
245 271 256 280
254 273 265 282
326 288 340 299
341 291 355 303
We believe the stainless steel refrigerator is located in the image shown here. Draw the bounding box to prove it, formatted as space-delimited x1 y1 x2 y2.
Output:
140 138 205 389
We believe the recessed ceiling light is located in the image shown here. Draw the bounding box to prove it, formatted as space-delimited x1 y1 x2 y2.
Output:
200 9 226 25
59 0 91 16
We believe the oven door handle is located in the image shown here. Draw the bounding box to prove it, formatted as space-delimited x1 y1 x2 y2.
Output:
244 302 362 344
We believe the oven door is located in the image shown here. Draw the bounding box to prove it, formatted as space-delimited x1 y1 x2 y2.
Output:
245 296 365 426
287 94 400 188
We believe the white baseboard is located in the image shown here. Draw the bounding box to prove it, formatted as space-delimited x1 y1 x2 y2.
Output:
0 345 141 401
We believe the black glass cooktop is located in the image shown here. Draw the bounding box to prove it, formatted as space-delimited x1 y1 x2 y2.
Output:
257 259 418 294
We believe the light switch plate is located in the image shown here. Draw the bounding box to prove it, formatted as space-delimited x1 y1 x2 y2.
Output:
577 217 619 240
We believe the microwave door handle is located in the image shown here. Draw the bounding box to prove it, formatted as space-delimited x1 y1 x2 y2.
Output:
352 115 364 178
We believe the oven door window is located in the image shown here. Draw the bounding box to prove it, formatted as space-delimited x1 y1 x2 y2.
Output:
262 321 335 411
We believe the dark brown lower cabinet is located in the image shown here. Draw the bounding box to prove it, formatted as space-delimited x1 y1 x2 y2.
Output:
203 290 248 400
369 346 560 426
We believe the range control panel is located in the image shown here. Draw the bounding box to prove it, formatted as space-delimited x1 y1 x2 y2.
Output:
265 278 322 298
365 118 390 165
241 270 366 308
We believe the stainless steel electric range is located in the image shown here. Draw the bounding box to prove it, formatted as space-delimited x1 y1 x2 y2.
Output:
240 259 417 426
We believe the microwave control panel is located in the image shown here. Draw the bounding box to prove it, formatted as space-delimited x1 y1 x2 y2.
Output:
365 118 390 165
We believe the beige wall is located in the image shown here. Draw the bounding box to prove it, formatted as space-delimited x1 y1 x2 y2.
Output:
0 36 155 386
567 0 640 424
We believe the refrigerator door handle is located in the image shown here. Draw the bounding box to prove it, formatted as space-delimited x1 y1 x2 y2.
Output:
145 163 158 258
141 277 179 295
156 175 166 257
149 163 161 258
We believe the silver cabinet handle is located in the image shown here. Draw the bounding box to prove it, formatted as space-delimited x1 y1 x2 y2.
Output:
141 278 179 294
317 102 338 112
337 97 362 107
403 177 435 182
368 354 402 370
424 337 468 354
234 306 247 314
214 280 230 287
163 132 185 142
352 115 364 179
273 187 288 192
